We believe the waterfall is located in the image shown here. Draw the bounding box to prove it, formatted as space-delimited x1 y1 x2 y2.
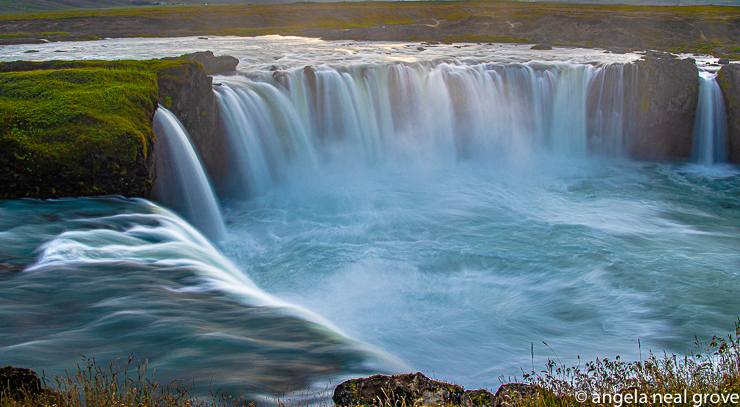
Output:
213 62 633 199
151 106 226 241
692 71 728 166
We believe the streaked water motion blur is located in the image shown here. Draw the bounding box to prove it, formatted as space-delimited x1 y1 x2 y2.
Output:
0 197 402 397
152 106 227 241
0 36 738 397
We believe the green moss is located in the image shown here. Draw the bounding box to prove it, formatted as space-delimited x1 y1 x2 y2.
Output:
0 59 198 198
0 68 157 181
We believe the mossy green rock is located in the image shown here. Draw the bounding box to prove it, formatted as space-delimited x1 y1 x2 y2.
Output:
0 67 159 199
0 57 224 199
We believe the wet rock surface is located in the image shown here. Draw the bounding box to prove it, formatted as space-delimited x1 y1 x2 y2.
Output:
717 64 740 163
156 58 227 183
627 52 700 160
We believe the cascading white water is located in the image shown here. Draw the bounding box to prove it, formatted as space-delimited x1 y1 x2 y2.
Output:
213 62 632 198
692 71 728 166
151 106 226 241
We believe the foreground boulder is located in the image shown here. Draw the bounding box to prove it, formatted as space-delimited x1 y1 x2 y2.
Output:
490 383 539 407
333 372 538 407
0 366 42 400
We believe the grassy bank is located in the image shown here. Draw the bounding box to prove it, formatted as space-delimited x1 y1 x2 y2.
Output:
0 66 157 198
0 59 197 199
3 321 739 407
0 2 738 57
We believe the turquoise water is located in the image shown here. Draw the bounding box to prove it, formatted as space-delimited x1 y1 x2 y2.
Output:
0 198 399 398
218 156 740 389
2 149 739 399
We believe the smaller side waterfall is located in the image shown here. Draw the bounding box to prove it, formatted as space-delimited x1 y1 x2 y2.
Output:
152 106 226 241
692 71 728 166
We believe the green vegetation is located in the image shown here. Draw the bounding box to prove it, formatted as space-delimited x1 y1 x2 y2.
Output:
1 356 250 407
519 320 740 406
0 67 157 196
3 322 740 407
0 58 196 198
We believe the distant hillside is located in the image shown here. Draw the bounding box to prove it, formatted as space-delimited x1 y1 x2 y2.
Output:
0 0 737 15
0 0 281 14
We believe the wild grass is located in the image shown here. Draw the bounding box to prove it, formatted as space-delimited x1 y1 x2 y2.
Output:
1 355 253 407
520 319 740 406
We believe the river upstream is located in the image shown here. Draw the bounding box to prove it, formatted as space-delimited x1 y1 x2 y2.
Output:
1 36 739 400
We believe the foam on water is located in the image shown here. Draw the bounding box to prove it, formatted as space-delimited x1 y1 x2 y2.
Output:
0 197 404 397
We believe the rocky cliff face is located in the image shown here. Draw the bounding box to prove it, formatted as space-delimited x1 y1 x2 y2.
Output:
627 53 700 161
157 53 236 184
716 64 740 163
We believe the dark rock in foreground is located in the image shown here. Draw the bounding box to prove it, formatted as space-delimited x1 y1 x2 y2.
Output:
0 366 42 400
333 372 538 407
490 383 539 407
333 372 464 406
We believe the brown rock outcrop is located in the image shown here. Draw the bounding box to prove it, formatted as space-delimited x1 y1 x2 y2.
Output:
716 64 740 163
627 53 700 160
156 58 228 183
163 51 239 75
